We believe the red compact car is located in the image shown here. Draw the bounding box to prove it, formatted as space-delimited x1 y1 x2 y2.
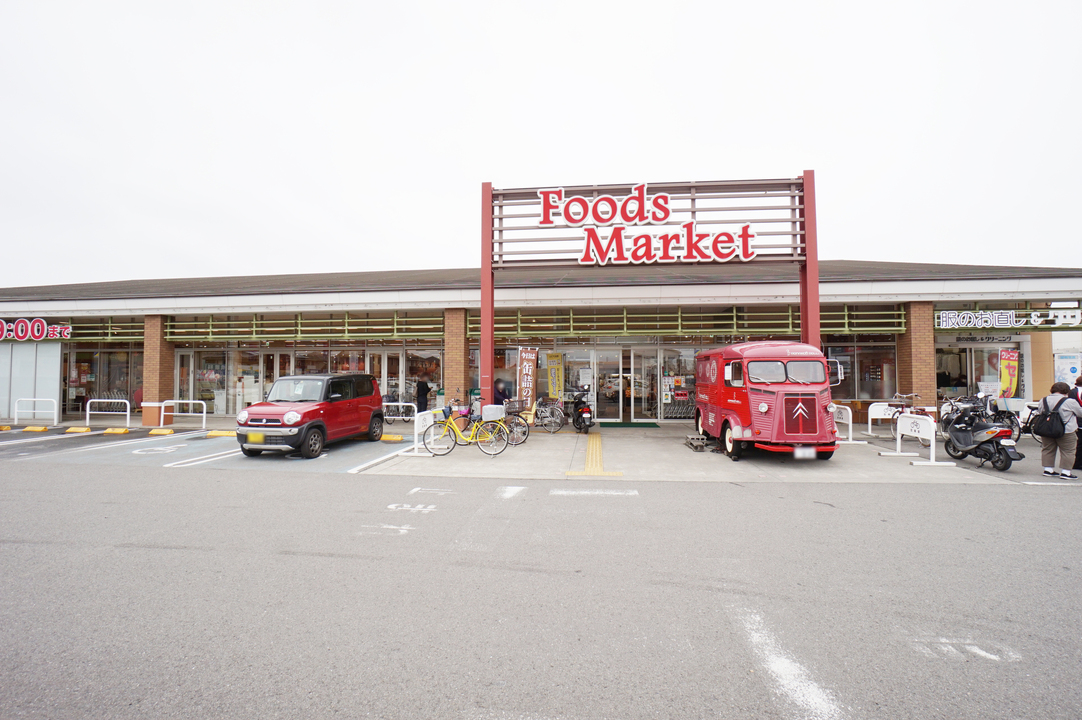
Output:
236 373 384 458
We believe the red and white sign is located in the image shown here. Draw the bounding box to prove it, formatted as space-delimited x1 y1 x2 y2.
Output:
538 184 757 266
516 347 539 411
1 318 72 341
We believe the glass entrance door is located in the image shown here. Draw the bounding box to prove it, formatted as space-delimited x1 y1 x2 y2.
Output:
595 349 622 421
368 350 403 401
261 352 292 400
176 351 193 404
631 348 659 422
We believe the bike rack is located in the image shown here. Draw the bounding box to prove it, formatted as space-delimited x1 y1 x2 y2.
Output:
86 398 131 428
832 404 867 444
861 402 895 439
14 398 58 427
382 402 428 456
878 412 955 466
160 400 207 429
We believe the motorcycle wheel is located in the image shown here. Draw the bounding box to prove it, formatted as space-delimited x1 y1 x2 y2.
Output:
583 424 590 434
943 439 967 460
991 449 1013 472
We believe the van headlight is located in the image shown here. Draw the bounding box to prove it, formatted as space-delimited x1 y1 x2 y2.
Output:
283 411 301 425
236 410 248 424
758 402 769 413
827 403 837 413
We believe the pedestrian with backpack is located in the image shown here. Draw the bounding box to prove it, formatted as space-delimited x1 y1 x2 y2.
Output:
1070 377 1082 470
1034 382 1082 479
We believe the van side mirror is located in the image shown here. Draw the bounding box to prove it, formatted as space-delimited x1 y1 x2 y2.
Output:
330 393 343 401
828 359 844 387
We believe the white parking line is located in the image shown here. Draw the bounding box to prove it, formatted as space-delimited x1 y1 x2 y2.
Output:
13 430 209 461
735 608 844 720
1022 481 1081 486
549 489 639 496
164 449 243 468
0 431 107 448
498 486 526 499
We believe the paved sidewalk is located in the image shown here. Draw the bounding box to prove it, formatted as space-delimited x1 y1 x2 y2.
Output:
367 423 1020 484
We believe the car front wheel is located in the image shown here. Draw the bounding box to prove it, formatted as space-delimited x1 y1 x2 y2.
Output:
301 428 324 458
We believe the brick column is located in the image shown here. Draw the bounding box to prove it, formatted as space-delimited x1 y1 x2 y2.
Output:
442 309 471 405
896 302 937 403
142 315 175 426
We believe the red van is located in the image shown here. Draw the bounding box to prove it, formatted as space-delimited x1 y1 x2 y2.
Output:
694 342 839 460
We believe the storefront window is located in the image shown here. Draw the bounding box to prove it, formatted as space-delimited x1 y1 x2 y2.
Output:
825 344 895 400
661 348 696 419
332 350 365 373
63 345 143 416
595 349 620 420
294 350 328 375
406 351 440 405
234 350 261 414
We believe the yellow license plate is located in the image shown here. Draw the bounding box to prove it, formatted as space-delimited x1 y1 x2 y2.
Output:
247 432 265 444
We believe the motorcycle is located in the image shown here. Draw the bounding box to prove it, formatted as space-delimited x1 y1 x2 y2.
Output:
570 386 595 434
940 394 1024 471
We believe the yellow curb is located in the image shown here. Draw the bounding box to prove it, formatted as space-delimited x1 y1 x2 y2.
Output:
206 430 236 438
65 427 92 433
0 426 10 431
104 428 130 434
149 428 174 435
22 426 49 432
381 434 404 442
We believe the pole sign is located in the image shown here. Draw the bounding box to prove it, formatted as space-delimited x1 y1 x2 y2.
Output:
517 347 538 411
0 318 72 341
537 185 758 266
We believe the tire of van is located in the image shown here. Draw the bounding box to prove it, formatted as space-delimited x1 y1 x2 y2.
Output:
723 424 743 460
695 410 710 439
817 450 834 460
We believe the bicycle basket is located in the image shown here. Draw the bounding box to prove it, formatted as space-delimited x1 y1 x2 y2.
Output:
503 400 529 414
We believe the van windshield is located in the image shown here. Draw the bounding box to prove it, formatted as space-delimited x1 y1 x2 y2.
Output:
746 360 826 384
267 378 325 402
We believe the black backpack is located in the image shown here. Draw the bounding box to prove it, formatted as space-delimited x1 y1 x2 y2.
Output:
1033 397 1068 439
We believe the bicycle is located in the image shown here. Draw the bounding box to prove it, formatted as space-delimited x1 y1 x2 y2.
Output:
534 397 567 434
888 393 934 447
502 400 531 446
423 400 509 456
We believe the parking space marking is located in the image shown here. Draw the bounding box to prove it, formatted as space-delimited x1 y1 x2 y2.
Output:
911 637 1021 661
13 430 208 461
408 488 457 496
736 608 845 720
132 445 188 455
452 486 528 553
549 489 638 496
164 448 243 468
1022 481 1081 486
0 430 108 449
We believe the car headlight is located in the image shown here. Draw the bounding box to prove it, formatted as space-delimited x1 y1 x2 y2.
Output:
283 411 301 425
758 402 769 413
827 403 837 413
237 410 248 424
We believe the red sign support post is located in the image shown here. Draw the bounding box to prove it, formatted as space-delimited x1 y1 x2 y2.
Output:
479 173 822 406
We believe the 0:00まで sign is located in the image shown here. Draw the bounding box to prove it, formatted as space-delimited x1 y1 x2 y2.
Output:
1 318 72 341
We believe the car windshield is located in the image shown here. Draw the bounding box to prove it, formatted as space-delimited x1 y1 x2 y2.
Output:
747 361 786 383
267 378 325 403
786 360 826 384
746 360 826 384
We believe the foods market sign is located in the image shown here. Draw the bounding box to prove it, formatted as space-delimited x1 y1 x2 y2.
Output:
538 185 758 266
1 318 72 341
936 309 1081 330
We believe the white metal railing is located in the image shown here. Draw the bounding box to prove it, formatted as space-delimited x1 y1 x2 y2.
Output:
878 412 955 467
382 402 426 456
861 402 894 438
161 400 207 429
86 398 131 428
14 398 58 426
831 404 867 445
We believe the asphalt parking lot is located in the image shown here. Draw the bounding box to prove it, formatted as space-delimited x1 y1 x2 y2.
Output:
0 423 1079 719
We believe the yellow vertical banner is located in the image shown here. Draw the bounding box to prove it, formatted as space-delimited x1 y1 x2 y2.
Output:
999 349 1019 398
546 352 563 399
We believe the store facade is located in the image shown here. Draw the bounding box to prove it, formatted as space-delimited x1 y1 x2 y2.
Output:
2 260 1081 426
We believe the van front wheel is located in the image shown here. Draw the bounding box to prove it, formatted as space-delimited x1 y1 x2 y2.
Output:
723 424 743 461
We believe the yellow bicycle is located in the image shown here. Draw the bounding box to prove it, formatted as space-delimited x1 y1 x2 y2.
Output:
423 401 510 456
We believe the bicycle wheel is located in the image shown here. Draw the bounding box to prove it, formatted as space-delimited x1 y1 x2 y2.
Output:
506 414 529 446
545 407 565 433
422 421 456 456
475 420 509 456
889 410 902 440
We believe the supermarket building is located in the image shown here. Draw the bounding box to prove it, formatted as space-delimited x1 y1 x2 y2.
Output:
0 260 1080 426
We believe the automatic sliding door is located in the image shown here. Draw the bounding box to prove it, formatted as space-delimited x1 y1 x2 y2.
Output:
631 349 659 421
595 349 621 421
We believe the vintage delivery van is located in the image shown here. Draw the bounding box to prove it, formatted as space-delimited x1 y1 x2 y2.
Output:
694 341 840 460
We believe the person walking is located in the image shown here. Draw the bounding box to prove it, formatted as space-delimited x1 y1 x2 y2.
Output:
1037 382 1082 479
415 373 431 414
1071 377 1082 470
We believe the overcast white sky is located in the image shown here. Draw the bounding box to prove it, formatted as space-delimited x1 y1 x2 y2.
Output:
1 1 1079 288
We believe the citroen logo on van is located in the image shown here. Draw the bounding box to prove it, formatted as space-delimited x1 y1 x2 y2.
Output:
792 401 810 420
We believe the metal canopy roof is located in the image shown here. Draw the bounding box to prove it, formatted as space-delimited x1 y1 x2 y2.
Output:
0 260 1079 303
